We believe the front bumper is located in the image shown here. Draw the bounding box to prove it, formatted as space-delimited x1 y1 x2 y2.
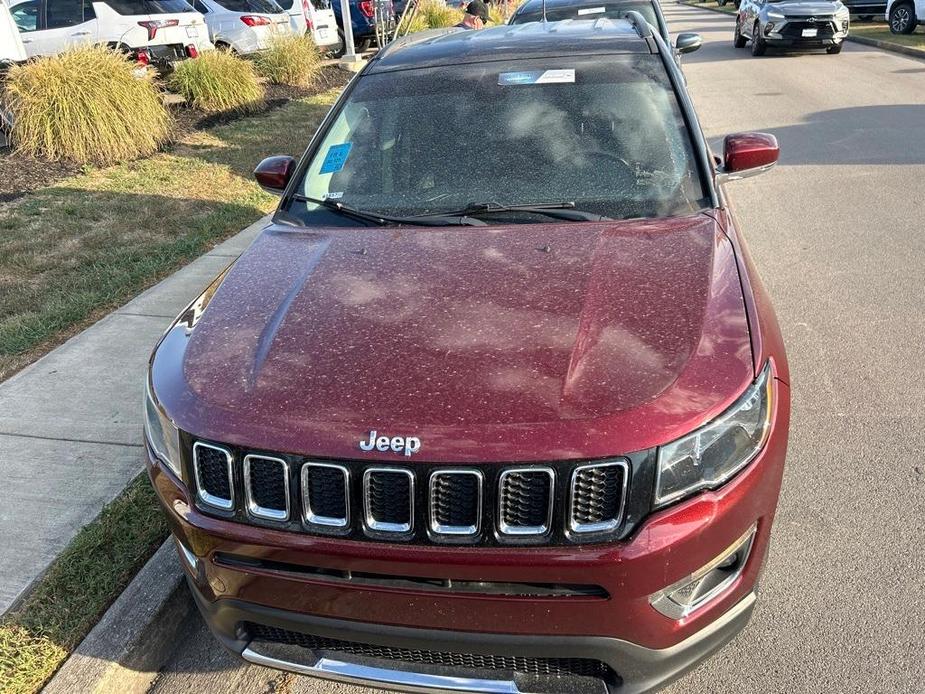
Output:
150 380 788 692
188 573 756 694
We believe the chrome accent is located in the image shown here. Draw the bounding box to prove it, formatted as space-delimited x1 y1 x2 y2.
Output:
428 469 483 536
567 460 629 534
241 648 521 693
649 525 757 620
173 536 199 574
301 462 350 528
192 441 234 511
715 160 776 184
243 454 290 522
364 467 414 533
497 467 555 537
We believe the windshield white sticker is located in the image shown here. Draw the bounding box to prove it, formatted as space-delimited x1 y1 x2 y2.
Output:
577 6 606 15
319 143 352 174
323 191 344 200
498 69 575 86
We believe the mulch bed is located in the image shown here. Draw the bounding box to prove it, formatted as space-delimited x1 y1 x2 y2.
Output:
0 65 351 205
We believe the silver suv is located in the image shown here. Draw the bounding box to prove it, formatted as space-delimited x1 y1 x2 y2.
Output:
734 0 850 55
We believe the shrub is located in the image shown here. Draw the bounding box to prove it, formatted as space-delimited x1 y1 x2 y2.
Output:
253 34 323 87
2 46 172 165
488 3 512 24
418 0 464 28
168 50 264 114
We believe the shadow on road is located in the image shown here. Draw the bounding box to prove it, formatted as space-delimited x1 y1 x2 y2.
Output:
709 105 925 165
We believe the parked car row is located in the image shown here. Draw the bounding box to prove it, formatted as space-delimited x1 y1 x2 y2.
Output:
0 0 341 66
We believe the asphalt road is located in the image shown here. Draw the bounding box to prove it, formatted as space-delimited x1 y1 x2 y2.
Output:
148 5 925 692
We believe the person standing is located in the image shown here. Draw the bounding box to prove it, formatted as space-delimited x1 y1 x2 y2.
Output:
456 0 490 29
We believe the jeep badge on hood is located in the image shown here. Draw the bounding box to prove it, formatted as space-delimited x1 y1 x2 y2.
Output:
359 430 422 457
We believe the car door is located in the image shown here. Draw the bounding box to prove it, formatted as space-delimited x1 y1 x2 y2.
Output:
8 0 43 56
18 0 99 56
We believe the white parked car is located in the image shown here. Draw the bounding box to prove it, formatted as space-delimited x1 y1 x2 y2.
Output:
5 0 212 64
1 1 28 64
885 0 922 33
272 0 339 50
191 0 292 53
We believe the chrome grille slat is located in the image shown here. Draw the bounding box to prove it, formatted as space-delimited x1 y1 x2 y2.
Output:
302 463 350 527
568 461 628 534
497 467 554 536
193 441 234 511
364 468 414 533
244 454 290 522
429 469 482 536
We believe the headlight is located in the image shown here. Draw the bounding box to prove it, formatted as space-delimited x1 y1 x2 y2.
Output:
655 362 773 508
144 377 182 480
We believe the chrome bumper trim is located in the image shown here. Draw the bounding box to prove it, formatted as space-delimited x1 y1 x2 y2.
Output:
241 648 521 693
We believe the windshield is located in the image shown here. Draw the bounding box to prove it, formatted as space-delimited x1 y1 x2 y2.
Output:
515 3 659 29
289 56 708 226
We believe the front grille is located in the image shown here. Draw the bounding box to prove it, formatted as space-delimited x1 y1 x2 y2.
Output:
569 462 628 534
246 623 616 681
430 470 482 535
302 463 349 527
364 468 414 533
244 455 289 521
188 437 639 545
498 468 554 535
193 442 233 510
781 20 835 38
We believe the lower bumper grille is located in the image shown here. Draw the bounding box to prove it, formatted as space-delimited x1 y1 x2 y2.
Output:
780 21 836 38
246 623 618 686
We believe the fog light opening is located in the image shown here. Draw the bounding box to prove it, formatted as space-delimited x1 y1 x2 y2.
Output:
649 524 757 620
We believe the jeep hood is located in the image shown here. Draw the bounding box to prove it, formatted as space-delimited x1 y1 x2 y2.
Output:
154 214 754 462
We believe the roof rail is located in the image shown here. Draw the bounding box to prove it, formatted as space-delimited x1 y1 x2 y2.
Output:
623 10 653 39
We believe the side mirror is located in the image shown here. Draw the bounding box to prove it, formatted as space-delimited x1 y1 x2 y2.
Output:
253 155 296 194
716 132 779 184
675 32 702 54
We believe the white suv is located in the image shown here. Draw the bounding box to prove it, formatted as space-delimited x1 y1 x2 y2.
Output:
6 0 213 64
191 0 291 54
886 0 922 33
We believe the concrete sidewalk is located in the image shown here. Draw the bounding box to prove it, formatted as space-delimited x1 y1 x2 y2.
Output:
0 215 269 615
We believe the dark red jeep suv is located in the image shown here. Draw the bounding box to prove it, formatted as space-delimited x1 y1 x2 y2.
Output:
145 16 790 694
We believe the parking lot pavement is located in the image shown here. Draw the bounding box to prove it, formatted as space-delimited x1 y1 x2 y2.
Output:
148 5 925 692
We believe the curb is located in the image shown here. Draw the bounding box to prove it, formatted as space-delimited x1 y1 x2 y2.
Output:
678 1 925 61
845 33 925 60
42 539 192 694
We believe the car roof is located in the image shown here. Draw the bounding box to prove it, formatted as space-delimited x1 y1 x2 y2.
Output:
368 19 655 74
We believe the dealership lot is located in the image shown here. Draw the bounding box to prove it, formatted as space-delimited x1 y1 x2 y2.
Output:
138 3 924 692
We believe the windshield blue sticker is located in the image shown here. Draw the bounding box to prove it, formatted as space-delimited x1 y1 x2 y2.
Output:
498 69 575 86
319 143 352 174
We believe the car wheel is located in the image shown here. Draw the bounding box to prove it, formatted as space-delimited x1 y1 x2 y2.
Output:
827 42 843 53
889 2 917 34
734 18 748 47
751 22 767 55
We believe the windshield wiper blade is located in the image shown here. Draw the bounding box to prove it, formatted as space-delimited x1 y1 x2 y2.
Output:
418 202 612 222
292 195 486 226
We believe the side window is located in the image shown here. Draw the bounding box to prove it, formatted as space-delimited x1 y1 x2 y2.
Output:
46 0 87 28
10 0 41 32
193 0 209 12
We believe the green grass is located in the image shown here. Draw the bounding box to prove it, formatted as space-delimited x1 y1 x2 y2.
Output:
0 475 168 694
0 88 341 381
851 22 925 51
